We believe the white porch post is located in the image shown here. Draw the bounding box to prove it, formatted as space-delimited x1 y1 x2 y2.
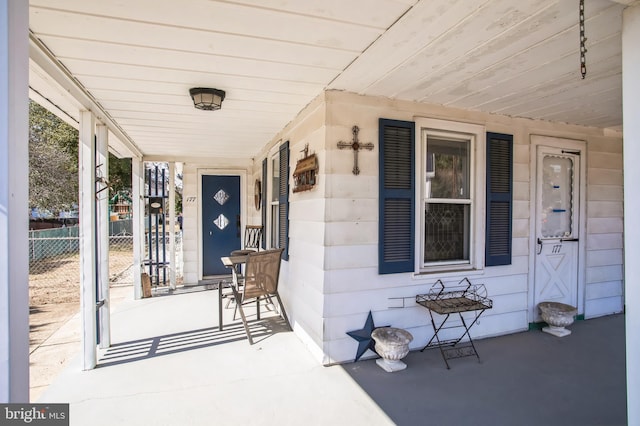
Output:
0 0 29 402
169 161 177 290
622 4 640 424
96 124 110 348
132 159 145 300
79 110 97 370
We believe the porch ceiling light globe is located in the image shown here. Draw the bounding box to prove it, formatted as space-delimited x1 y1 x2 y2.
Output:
189 87 226 111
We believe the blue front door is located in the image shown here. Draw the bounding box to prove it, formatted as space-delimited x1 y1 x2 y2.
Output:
202 175 241 276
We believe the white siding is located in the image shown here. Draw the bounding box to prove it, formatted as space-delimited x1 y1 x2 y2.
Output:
314 91 623 363
585 136 624 318
250 94 329 361
184 90 625 364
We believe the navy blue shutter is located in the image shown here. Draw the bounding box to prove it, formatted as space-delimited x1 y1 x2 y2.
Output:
379 119 415 274
279 141 290 260
485 132 513 266
261 158 267 250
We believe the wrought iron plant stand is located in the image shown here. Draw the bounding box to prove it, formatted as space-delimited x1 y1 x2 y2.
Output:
416 278 492 369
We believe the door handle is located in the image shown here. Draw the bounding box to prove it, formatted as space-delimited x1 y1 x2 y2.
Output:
537 237 576 255
538 237 577 244
537 238 561 254
237 215 241 237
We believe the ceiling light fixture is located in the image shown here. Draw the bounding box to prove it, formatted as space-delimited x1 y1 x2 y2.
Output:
189 87 226 111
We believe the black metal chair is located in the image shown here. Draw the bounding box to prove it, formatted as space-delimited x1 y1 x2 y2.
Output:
230 225 263 256
224 225 263 309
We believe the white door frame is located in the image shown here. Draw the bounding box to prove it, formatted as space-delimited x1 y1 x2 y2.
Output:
196 168 246 281
528 135 587 323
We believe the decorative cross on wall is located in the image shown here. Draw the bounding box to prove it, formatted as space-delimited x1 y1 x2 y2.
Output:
337 125 374 175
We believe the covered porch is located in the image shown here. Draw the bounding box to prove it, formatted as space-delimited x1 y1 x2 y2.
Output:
39 283 626 425
1 0 639 422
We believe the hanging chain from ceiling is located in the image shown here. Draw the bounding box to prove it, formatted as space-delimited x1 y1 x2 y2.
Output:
580 0 587 79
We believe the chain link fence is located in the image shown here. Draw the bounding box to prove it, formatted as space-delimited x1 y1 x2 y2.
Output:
28 220 183 306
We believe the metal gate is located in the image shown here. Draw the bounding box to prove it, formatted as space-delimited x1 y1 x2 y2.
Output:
146 164 168 286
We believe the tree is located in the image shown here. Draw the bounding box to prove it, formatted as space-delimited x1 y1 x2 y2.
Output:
29 101 134 217
108 153 131 195
29 101 78 216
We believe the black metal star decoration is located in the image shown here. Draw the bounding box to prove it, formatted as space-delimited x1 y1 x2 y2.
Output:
346 311 387 362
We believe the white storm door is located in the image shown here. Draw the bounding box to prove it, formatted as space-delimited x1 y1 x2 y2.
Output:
533 146 580 318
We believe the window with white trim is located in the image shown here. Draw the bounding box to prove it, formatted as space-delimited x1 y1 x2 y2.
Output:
420 130 473 268
266 141 289 259
418 120 483 273
379 118 511 275
269 150 280 249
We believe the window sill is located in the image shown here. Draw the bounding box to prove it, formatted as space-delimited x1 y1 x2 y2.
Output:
411 267 484 282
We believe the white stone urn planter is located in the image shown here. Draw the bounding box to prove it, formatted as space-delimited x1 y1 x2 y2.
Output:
538 301 578 337
371 327 413 372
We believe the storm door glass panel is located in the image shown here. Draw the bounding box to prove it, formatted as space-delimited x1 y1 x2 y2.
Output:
424 203 470 262
541 156 573 238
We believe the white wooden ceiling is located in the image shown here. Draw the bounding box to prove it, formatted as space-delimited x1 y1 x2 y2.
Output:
28 0 625 159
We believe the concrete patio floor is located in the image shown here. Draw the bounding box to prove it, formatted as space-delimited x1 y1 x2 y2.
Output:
37 285 627 426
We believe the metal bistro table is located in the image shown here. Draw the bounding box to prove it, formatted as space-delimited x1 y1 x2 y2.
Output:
218 255 247 332
416 278 492 369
